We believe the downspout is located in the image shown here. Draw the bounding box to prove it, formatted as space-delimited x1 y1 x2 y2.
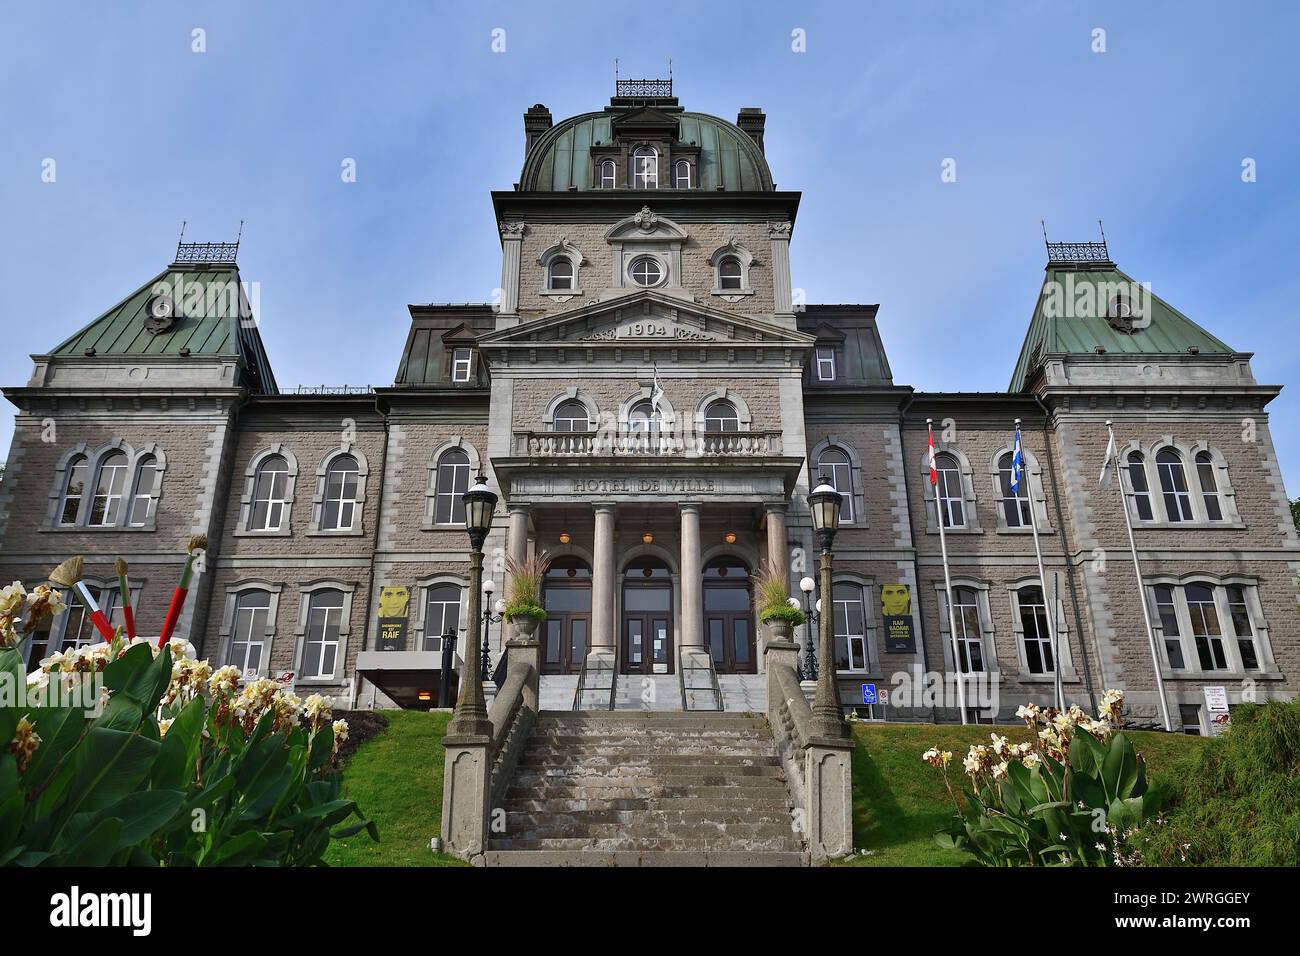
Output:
1034 394 1098 713
896 391 935 722
356 393 391 711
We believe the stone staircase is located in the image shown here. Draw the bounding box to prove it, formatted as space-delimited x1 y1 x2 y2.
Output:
717 673 766 712
483 711 807 866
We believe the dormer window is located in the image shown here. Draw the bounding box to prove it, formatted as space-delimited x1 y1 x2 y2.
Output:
451 348 473 383
718 257 743 290
547 259 574 290
674 160 691 189
815 347 836 382
599 160 616 189
632 147 658 188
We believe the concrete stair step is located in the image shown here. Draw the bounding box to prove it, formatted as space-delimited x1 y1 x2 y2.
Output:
502 795 794 813
509 769 787 786
481 849 807 867
517 754 781 768
487 836 802 852
516 759 784 776
502 809 795 828
503 782 792 801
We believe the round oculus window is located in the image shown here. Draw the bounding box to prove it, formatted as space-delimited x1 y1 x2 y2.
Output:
628 256 664 287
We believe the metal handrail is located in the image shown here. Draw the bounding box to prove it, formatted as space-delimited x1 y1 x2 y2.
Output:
679 657 723 711
571 658 618 711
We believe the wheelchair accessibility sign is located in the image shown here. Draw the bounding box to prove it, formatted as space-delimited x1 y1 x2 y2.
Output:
861 683 887 706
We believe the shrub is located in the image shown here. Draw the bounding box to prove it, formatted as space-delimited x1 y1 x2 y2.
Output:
922 691 1159 866
2 577 376 867
1137 699 1300 866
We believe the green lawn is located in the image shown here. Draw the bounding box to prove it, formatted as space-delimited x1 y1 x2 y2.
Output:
843 722 1209 866
323 710 1208 867
325 710 466 867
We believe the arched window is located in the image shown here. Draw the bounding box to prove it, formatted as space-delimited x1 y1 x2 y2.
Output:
934 453 965 529
547 258 574 290
1195 451 1223 521
632 146 658 188
249 455 290 532
704 399 740 433
997 452 1031 528
88 452 129 527
127 455 160 527
816 446 854 523
627 399 661 436
59 455 89 526
1016 585 1053 674
423 583 463 651
628 255 663 286
599 159 616 189
1153 584 1185 670
1156 448 1194 522
832 581 869 671
718 256 743 290
552 399 592 432
949 586 984 673
1226 585 1259 670
321 455 360 531
1126 451 1154 521
433 449 470 525
227 590 271 674
674 160 691 189
301 588 345 679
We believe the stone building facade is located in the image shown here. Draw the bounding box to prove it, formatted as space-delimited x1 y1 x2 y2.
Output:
3 83 1296 731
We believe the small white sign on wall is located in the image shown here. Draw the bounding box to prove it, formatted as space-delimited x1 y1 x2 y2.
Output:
1203 686 1230 714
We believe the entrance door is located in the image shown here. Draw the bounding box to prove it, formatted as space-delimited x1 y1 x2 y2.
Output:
622 557 673 675
541 557 591 674
703 556 755 674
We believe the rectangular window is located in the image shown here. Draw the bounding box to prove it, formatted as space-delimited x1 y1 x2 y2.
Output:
1185 584 1228 671
128 461 159 527
302 591 345 679
815 348 836 382
1016 588 1054 675
935 465 965 529
451 348 473 383
422 585 462 652
1179 703 1203 736
227 592 272 675
1225 585 1259 670
1153 585 1185 670
61 459 88 525
942 588 985 673
89 457 129 527
833 583 869 672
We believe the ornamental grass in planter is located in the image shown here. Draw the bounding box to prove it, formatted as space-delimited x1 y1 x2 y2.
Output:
753 560 805 639
503 553 549 636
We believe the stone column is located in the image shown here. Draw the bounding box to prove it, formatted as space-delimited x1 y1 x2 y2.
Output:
679 503 704 649
591 503 617 652
497 221 526 326
765 503 789 582
505 504 530 639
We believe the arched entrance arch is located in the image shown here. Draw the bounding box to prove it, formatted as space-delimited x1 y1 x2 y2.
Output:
542 556 591 674
704 555 755 674
621 556 674 676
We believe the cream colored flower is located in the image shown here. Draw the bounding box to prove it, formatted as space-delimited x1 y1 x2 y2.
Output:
8 716 41 773
158 718 174 738
0 581 26 617
333 719 349 743
1022 752 1041 770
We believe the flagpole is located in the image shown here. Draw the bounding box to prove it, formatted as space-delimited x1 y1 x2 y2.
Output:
1016 419 1063 711
1107 420 1173 731
930 419 968 725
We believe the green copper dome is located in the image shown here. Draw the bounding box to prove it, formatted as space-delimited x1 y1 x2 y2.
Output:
520 111 775 192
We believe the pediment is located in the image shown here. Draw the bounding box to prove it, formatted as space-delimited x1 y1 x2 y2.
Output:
478 291 815 350
610 107 680 135
606 206 688 242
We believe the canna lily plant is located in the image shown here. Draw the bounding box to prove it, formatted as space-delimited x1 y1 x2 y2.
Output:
923 690 1160 866
1 553 376 867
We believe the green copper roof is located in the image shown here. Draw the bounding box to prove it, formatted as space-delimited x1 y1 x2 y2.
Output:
521 111 774 192
50 263 278 392
1009 264 1234 391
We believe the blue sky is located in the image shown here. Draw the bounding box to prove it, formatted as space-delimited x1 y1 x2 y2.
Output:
1 0 1297 491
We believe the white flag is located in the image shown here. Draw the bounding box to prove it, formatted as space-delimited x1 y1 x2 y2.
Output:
1098 429 1118 489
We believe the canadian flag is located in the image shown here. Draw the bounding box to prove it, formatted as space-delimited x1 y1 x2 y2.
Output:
927 422 938 485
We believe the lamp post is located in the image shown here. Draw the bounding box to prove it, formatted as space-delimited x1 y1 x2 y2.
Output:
447 475 497 738
793 576 819 681
807 475 848 739
479 578 506 682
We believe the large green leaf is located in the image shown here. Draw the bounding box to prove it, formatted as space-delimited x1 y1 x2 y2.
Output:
99 790 186 846
63 817 123 866
209 829 268 867
1100 732 1139 802
151 697 206 790
103 643 172 710
21 705 86 789
63 727 160 818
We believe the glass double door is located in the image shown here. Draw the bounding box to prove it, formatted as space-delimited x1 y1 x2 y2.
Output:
622 584 673 675
542 558 591 675
705 581 755 674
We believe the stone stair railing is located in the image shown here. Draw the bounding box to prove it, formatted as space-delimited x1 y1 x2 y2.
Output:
442 636 540 862
763 632 855 863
